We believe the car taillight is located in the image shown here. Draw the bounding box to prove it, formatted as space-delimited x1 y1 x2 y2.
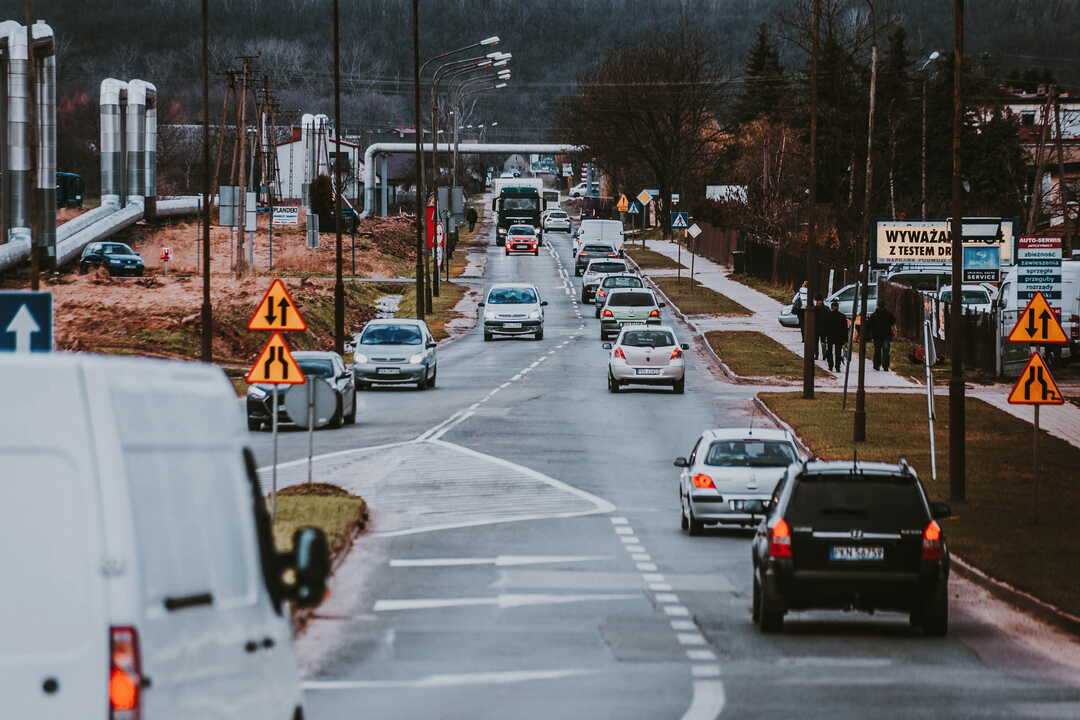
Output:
649 309 661 318
1071 314 1079 339
110 625 142 719
603 309 614 318
921 521 944 561
691 473 715 489
598 289 607 298
670 347 682 359
613 347 626 359
768 518 792 558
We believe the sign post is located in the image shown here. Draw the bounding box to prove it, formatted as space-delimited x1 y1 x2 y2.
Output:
160 247 173 274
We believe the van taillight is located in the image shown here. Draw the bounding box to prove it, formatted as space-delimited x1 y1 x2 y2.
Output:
768 518 792 558
110 625 142 719
921 521 944 561
1071 315 1079 339
603 309 614 318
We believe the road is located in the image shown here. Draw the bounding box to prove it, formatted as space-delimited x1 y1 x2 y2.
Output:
250 228 1080 719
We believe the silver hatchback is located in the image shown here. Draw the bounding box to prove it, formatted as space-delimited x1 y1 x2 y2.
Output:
351 318 438 390
603 324 688 393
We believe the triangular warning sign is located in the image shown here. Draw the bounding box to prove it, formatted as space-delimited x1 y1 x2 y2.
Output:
247 279 308 332
672 213 689 229
1007 352 1064 405
1007 292 1067 345
245 333 307 385
626 202 640 215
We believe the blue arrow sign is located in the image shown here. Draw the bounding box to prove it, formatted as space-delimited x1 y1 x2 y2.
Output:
672 212 689 229
0 291 52 353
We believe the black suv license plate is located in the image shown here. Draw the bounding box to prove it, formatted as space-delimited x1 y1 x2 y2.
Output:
830 546 884 561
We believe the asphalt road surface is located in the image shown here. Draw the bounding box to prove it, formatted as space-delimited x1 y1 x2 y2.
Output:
250 229 1080 720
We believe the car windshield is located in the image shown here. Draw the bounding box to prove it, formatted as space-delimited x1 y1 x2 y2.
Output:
621 330 674 347
102 243 135 255
502 198 538 211
296 359 335 377
607 292 655 307
488 287 538 304
787 475 927 529
603 276 643 289
705 440 797 467
360 324 423 345
509 225 535 235
588 262 627 273
549 212 567 218
583 245 615 254
940 290 990 304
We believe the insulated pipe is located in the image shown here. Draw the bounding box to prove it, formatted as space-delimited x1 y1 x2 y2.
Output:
142 81 157 215
359 142 581 219
2 21 30 244
99 78 127 208
35 22 57 257
126 79 149 208
380 154 389 216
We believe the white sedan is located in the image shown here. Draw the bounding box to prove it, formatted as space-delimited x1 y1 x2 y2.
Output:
603 324 687 393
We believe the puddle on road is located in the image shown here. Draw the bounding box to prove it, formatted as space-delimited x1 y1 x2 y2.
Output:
375 294 402 318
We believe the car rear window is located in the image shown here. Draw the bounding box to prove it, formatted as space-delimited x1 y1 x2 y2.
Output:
621 330 674 347
787 474 928 529
705 440 797 467
608 292 655 307
583 244 615 253
590 262 627 273
604 276 643 289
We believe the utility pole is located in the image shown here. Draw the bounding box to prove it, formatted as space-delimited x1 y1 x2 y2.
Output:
1053 85 1071 253
1025 93 1053 234
25 1 39 290
235 56 255 276
332 0 345 355
949 0 966 502
200 0 213 362
854 4 878 442
921 75 929 218
802 0 821 399
411 0 426 318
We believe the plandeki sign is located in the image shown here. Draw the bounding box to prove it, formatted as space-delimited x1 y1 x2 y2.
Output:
874 219 1015 265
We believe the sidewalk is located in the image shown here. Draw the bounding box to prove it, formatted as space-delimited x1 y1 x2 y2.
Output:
636 239 1080 451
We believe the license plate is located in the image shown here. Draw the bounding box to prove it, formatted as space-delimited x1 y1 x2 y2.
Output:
830 546 884 561
636 368 661 375
729 499 757 511
376 367 399 375
502 322 522 329
515 244 528 249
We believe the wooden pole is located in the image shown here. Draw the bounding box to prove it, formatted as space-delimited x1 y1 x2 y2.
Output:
854 13 878 442
803 0 821 400
948 0 966 502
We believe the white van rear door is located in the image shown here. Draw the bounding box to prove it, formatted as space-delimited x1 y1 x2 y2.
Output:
0 359 107 719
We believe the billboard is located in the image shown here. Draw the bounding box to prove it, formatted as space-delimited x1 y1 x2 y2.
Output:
874 219 1015 265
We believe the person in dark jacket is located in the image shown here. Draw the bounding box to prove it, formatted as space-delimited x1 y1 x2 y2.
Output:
868 305 896 371
825 300 848 372
813 295 829 360
466 206 479 232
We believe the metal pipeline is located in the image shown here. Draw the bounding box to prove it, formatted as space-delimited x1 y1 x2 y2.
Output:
143 81 157 215
35 22 57 257
2 21 30 244
99 78 127 208
126 79 149 208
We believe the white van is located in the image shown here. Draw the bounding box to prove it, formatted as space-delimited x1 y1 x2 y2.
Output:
998 260 1080 365
1 353 329 720
574 219 625 255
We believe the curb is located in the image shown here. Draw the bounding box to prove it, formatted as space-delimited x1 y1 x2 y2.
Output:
950 555 1080 638
750 395 816 459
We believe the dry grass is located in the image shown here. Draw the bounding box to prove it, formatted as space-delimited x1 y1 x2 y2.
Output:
395 281 469 341
272 483 367 557
625 246 686 270
652 277 753 316
706 331 829 380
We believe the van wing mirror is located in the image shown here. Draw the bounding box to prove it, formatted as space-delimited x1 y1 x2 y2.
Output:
930 502 952 520
289 527 330 608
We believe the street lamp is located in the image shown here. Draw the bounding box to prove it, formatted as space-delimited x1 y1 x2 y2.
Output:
919 50 942 218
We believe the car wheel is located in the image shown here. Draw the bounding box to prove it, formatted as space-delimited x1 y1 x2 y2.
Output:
535 327 544 341
680 492 690 531
752 577 762 624
248 417 261 431
329 397 344 428
483 331 493 342
505 249 510 256
534 249 539 256
79 262 90 275
687 505 704 536
758 585 784 633
357 381 369 391
428 366 437 389
594 307 601 318
921 586 949 637
673 378 685 394
607 372 620 393
344 391 357 424
580 291 588 303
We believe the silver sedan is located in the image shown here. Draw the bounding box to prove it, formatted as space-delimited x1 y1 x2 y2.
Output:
351 318 438 390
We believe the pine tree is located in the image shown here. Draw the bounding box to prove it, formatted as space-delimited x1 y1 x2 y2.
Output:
732 24 786 126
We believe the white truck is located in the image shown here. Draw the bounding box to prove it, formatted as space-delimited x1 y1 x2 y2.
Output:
574 218 625 256
997 259 1080 373
491 176 544 198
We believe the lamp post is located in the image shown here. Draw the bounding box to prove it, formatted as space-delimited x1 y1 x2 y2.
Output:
332 0 345 354
200 0 213 361
949 0 966 502
920 51 942 218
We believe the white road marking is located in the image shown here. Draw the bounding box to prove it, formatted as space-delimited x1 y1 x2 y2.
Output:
691 665 721 678
670 620 696 631
677 633 706 645
665 606 691 617
680 680 726 720
643 573 665 582
687 649 717 661
303 668 599 690
651 583 674 592
389 555 610 568
373 592 638 612
655 593 680 603
614 526 634 535
636 562 659 572
626 545 646 553
631 553 652 562
776 657 894 668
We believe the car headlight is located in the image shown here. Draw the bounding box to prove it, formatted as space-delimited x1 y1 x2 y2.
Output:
353 352 368 364
248 385 268 399
528 310 541 319
408 352 425 364
108 258 123 265
485 311 498 321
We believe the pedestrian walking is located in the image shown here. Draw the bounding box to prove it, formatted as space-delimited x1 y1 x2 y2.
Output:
825 300 848 372
813 295 829 360
868 304 896 371
793 281 808 340
466 206 478 232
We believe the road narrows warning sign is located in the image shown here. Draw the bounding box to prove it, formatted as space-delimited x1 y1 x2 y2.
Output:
1006 291 1067 345
247 279 308 332
1007 352 1064 405
246 333 306 385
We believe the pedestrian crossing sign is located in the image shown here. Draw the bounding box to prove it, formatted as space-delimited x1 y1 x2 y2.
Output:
626 201 640 215
672 212 689 229
1007 352 1063 405
246 333 306 385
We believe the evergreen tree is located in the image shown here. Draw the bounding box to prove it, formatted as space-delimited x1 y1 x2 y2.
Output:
732 24 786 126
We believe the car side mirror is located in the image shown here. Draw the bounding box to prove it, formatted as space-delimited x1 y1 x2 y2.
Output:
602 342 612 350
930 502 952 520
477 302 485 307
680 343 690 350
289 527 329 608
337 371 351 380
344 340 356 353
673 457 689 468
540 301 548 307
426 340 438 349
659 302 667 308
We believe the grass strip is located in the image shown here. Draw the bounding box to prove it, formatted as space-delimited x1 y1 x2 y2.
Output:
706 331 828 379
272 483 367 557
728 273 793 304
759 391 1080 617
396 280 468 341
652 276 753 316
624 246 686 270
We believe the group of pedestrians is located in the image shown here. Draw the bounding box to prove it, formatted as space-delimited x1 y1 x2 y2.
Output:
793 280 896 373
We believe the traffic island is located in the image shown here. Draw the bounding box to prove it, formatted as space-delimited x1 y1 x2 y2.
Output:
624 245 687 270
651 277 753 316
706 331 829 381
758 390 1080 619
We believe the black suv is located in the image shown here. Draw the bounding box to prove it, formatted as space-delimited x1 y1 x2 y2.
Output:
750 460 951 636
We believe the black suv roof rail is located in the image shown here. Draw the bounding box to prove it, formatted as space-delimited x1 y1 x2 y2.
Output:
898 457 914 476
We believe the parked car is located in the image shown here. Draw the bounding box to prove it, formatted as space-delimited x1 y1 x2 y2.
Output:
938 284 993 314
0 352 328 720
505 224 540 255
351 318 439 390
78 241 145 276
575 242 620 275
569 181 599 197
673 428 802 535
542 209 572 233
580 259 633 303
594 274 646 317
827 282 878 319
604 324 689 394
750 459 952 635
599 287 664 340
886 266 951 293
247 350 357 429
480 283 548 341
